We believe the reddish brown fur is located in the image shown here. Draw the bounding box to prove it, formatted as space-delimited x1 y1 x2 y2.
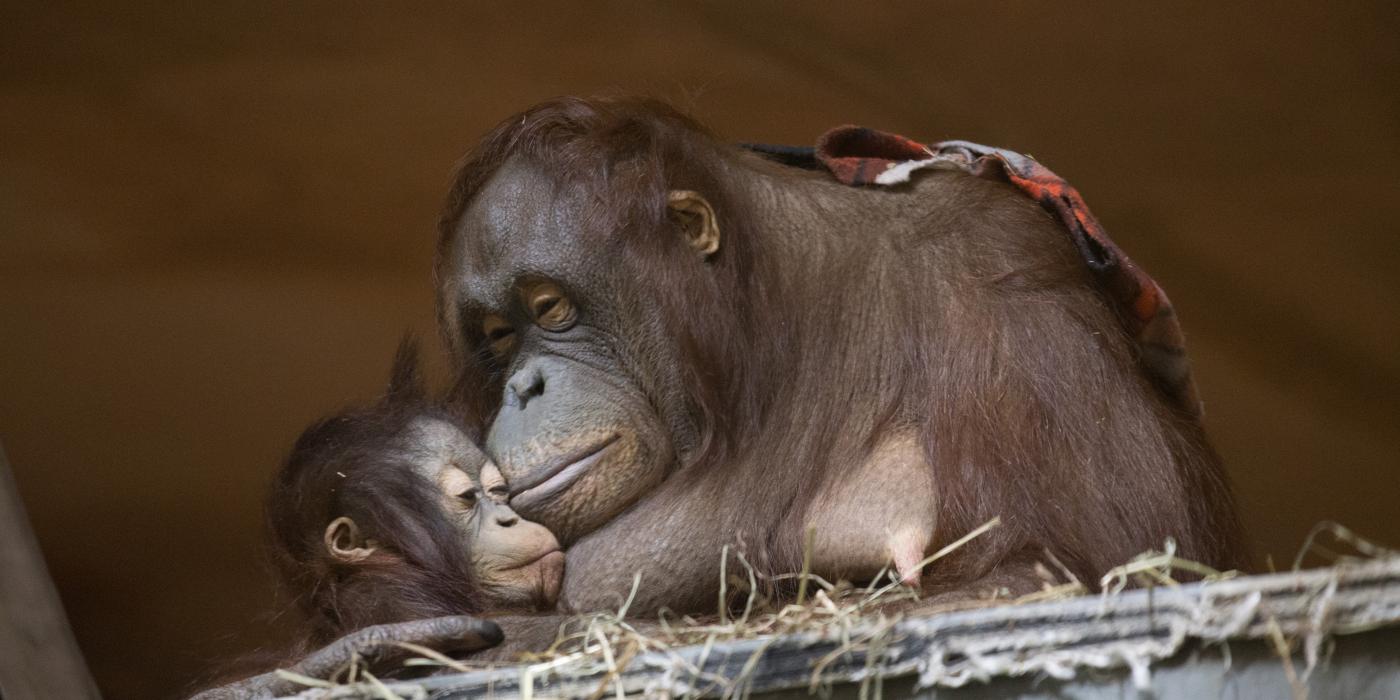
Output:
187 346 503 696
437 97 1245 608
267 346 486 647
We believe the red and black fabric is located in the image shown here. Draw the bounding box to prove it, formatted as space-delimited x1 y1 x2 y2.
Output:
744 128 1200 418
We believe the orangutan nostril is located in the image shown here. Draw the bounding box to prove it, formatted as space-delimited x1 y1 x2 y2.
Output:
506 367 545 408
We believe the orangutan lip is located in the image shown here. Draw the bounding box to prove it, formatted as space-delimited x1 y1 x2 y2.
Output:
504 547 563 571
510 435 618 507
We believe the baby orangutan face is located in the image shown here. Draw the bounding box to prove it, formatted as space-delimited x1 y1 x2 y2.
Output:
321 418 565 611
432 452 566 611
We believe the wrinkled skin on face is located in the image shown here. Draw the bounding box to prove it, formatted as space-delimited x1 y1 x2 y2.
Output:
408 419 565 609
440 160 688 545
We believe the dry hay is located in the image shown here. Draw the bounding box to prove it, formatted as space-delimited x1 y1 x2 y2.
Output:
272 519 1397 699
510 518 1006 700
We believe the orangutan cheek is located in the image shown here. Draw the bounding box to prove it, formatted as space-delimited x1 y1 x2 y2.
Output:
478 567 537 609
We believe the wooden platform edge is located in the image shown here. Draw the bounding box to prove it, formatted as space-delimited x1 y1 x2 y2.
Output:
293 556 1400 699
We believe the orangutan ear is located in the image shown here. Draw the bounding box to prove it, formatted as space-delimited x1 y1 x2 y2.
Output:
323 516 377 563
667 190 720 258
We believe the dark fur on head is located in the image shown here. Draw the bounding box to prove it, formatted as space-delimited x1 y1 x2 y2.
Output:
267 338 483 645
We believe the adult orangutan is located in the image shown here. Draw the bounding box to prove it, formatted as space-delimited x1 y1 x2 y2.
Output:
435 96 1245 616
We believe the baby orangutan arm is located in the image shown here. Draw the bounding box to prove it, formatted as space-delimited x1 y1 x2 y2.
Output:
189 616 502 700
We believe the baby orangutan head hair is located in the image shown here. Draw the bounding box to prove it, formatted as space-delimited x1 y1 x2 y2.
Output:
268 339 563 645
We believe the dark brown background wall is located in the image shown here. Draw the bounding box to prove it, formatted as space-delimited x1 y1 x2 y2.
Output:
2 3 1396 698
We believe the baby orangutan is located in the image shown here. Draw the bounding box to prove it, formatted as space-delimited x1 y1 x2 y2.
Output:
269 343 564 638
191 342 562 699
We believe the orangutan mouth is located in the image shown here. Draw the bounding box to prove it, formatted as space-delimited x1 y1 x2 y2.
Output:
510 434 618 510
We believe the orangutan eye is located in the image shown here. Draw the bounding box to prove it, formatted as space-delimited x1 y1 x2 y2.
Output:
525 282 576 332
487 484 509 499
458 489 478 507
481 314 516 356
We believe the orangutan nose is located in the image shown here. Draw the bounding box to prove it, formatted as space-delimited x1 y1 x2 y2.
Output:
506 365 545 408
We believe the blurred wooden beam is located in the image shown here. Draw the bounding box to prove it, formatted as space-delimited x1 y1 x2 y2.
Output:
0 443 100 699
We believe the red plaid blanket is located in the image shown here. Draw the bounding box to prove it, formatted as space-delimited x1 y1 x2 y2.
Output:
746 128 1200 417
